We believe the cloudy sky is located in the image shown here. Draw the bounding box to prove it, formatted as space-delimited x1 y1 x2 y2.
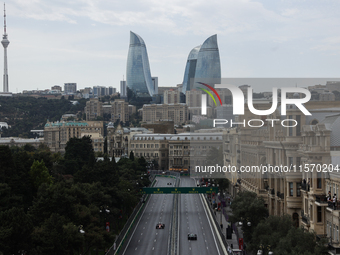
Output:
3 0 340 93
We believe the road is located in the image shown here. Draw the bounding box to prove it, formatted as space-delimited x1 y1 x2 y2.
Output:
122 177 175 255
178 177 223 255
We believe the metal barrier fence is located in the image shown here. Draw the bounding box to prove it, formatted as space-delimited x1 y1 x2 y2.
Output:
168 177 180 255
203 194 230 253
105 176 156 255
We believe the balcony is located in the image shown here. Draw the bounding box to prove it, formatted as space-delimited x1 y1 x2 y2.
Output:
315 195 328 206
328 244 340 255
301 183 310 192
327 202 340 211
276 191 284 199
271 189 275 195
301 214 310 225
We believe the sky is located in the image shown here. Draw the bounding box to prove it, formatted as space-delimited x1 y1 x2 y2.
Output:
3 0 340 93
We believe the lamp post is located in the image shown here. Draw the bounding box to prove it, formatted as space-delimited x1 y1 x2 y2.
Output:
78 225 85 255
258 244 273 255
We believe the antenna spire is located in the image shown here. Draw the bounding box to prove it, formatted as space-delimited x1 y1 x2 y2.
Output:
3 3 6 35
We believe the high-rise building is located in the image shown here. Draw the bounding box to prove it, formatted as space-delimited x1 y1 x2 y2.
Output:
120 80 127 98
64 83 77 94
1 4 9 93
164 89 181 104
152 77 158 94
93 86 116 97
111 99 129 123
126 31 155 97
142 103 188 125
194 35 221 88
85 98 103 120
182 35 221 93
182 45 200 93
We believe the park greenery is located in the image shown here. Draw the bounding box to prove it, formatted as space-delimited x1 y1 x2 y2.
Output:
0 136 150 254
230 191 328 255
0 96 88 138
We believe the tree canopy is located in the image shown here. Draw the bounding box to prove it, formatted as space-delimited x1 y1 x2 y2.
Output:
0 141 150 254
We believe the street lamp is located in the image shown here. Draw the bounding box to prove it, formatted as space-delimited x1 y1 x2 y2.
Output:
79 225 85 234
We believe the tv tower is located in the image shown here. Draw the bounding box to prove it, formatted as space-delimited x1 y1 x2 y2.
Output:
1 3 9 93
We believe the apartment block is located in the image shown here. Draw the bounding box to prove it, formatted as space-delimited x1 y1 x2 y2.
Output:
142 103 188 125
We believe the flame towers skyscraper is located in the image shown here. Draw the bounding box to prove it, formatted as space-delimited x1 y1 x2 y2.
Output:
182 35 221 93
126 31 155 97
1 3 9 93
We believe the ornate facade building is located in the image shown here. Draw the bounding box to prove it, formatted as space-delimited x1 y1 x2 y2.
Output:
44 120 104 153
223 100 340 246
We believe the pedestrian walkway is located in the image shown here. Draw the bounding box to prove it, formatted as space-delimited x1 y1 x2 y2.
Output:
209 194 246 255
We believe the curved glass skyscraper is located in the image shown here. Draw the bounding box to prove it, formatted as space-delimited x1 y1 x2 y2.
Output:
126 31 155 97
182 45 200 93
182 34 221 93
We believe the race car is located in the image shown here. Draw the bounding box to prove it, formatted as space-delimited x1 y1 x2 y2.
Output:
188 233 197 240
156 222 165 229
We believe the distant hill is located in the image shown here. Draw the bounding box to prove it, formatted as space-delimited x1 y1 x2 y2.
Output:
0 96 88 138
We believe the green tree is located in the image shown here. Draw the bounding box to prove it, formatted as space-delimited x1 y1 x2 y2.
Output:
249 215 327 255
206 146 223 166
0 145 16 184
0 207 33 254
129 151 135 161
230 191 268 242
64 136 95 175
104 137 108 154
216 178 229 194
29 160 53 190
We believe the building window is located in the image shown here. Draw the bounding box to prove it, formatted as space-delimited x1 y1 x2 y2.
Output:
289 115 293 136
296 157 301 171
297 182 301 197
289 157 293 167
310 205 313 221
289 182 293 196
317 173 322 189
317 206 322 222
334 226 336 241
327 222 329 237
296 115 301 136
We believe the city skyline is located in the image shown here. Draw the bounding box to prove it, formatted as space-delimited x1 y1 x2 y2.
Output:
3 0 340 93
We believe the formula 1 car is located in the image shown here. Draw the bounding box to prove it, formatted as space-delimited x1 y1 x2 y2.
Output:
156 222 165 229
188 233 197 240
